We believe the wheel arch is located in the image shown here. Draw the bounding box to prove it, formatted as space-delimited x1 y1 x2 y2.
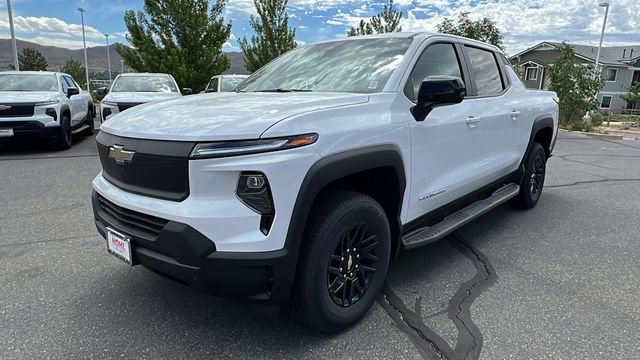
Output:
60 104 71 120
525 116 554 161
285 145 407 273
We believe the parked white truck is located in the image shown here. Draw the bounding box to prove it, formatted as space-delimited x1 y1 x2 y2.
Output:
91 33 558 333
0 71 94 149
202 74 249 93
99 73 185 121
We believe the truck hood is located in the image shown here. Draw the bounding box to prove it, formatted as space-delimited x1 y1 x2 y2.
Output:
0 91 57 103
101 92 369 141
102 91 181 104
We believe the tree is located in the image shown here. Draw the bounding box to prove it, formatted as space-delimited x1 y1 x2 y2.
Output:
238 0 296 73
19 47 48 71
436 12 503 49
116 0 232 91
348 0 402 36
60 58 86 88
621 81 640 108
547 43 603 126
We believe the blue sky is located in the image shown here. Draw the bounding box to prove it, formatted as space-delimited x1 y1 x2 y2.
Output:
0 0 638 55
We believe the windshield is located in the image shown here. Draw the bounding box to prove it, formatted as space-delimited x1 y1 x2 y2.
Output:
220 77 247 92
237 38 412 93
111 75 178 93
0 74 58 92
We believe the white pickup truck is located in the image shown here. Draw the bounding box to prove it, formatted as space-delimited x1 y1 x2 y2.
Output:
91 33 558 333
202 74 249 93
0 71 94 149
99 73 184 121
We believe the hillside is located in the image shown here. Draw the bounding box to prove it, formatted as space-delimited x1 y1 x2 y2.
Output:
0 38 248 75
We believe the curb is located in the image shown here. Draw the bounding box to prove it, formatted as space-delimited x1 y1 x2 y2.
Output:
558 129 624 140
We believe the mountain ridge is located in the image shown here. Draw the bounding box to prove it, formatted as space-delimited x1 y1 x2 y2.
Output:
0 38 248 76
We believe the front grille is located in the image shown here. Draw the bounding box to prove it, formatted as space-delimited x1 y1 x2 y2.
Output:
96 131 194 202
0 103 35 117
117 102 143 112
97 194 168 240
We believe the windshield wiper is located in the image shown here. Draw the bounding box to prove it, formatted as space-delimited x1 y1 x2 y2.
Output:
255 88 313 93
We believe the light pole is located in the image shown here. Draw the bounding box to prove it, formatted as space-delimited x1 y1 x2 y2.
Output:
77 7 90 91
6 0 19 71
104 34 112 84
595 2 610 71
120 59 125 74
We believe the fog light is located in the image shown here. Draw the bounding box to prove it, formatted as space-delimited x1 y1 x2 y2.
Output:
45 108 57 120
237 172 275 234
246 175 266 189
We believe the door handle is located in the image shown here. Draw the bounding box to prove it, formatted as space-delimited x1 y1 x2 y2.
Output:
465 116 481 126
511 110 521 120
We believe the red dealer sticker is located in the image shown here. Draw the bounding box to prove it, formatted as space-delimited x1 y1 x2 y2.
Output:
106 228 132 265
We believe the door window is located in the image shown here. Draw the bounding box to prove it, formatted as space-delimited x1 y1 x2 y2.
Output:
404 43 463 102
60 77 69 94
207 78 219 92
465 46 504 96
63 76 76 89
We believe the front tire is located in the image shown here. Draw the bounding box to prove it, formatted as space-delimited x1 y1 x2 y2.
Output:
291 191 391 333
513 142 547 209
52 114 72 150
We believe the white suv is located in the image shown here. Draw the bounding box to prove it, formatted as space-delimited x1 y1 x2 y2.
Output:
91 33 558 333
99 73 184 121
0 71 94 149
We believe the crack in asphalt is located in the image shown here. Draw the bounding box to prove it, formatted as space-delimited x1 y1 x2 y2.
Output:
554 155 611 169
0 234 97 248
596 138 640 150
545 178 640 189
0 154 98 161
379 235 497 360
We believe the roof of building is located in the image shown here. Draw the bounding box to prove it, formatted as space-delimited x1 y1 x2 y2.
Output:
511 42 640 67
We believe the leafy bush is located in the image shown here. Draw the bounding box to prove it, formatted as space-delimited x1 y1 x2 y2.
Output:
568 120 594 132
590 112 604 127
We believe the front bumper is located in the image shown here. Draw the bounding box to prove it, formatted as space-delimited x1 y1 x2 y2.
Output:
0 119 59 141
91 190 297 303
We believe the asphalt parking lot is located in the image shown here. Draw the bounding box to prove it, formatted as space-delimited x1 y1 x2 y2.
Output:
1 131 639 360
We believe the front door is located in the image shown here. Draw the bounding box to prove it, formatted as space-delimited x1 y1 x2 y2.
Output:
403 42 496 222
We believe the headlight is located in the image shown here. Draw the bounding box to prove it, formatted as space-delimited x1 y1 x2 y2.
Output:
35 100 60 106
102 101 118 106
190 133 318 159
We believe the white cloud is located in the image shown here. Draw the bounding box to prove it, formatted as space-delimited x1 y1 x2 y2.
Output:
325 0 640 54
0 15 104 39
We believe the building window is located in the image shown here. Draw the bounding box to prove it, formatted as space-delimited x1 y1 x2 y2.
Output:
605 68 617 82
601 96 612 109
525 67 539 81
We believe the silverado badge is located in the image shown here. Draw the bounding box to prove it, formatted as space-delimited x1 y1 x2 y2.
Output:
0 105 12 111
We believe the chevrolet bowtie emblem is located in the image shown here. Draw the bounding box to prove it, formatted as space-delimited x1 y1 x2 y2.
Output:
108 144 135 164
0 105 12 111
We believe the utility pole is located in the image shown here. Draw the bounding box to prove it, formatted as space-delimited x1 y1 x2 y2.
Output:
595 2 610 71
104 34 112 84
78 7 90 91
6 0 19 70
120 59 125 74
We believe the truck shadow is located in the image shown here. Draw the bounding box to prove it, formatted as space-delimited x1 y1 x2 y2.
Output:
61 197 561 359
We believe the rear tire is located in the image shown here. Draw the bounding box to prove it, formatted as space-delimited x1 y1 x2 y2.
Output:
291 191 390 333
52 114 72 150
513 142 546 209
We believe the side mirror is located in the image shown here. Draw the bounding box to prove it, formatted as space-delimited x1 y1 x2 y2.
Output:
97 87 109 97
67 87 80 98
204 89 215 93
182 88 193 95
412 76 466 121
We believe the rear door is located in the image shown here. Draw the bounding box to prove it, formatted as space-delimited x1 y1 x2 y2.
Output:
461 45 521 180
403 41 496 221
